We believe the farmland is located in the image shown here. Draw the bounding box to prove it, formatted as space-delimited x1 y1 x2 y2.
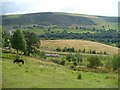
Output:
41 40 118 55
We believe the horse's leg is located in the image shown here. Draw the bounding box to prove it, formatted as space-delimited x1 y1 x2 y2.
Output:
22 61 24 64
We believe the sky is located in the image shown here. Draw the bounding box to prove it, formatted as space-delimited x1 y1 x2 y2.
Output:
1 0 120 16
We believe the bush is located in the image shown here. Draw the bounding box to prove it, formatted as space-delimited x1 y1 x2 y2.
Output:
75 53 83 62
104 51 107 54
112 55 120 70
77 74 82 79
87 56 101 68
62 47 67 52
66 54 75 61
83 49 85 53
56 47 61 51
73 61 77 66
60 60 65 65
69 47 75 52
92 50 96 54
62 47 75 52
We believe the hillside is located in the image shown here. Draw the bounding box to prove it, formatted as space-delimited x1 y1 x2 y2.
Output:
2 12 118 29
2 52 118 88
41 40 118 54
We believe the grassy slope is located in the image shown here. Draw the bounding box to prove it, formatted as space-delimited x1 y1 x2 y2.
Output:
3 12 118 30
2 53 118 88
41 40 118 54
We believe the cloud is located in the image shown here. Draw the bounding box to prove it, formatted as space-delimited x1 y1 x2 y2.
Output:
1 0 119 16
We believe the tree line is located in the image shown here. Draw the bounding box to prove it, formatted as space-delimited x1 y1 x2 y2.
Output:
38 29 119 47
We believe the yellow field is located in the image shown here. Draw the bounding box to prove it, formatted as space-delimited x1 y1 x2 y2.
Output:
41 40 118 54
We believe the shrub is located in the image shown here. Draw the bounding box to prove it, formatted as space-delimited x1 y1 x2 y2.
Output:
77 74 82 79
104 51 107 54
92 50 96 54
66 54 72 61
112 55 120 70
51 59 61 64
87 56 101 68
62 47 75 52
75 53 83 62
70 66 75 69
56 47 61 51
60 60 65 65
73 61 77 66
69 47 75 52
62 47 67 52
83 49 85 53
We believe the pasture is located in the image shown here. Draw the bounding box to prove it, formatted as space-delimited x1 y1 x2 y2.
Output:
2 52 118 88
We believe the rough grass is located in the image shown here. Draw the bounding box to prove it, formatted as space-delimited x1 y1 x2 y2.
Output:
2 52 118 88
41 40 118 54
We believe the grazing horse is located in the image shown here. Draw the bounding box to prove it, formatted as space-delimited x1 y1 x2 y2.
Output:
13 59 24 64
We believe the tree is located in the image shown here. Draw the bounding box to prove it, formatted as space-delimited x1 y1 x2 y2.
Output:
2 29 11 48
23 31 40 56
83 49 85 53
11 30 26 55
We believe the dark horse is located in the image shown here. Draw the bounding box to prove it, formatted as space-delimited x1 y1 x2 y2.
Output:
13 59 24 64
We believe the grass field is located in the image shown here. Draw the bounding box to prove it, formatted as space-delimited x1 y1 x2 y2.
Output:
41 40 118 54
2 52 118 88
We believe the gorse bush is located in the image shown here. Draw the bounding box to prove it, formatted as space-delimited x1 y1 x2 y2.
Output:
87 56 101 68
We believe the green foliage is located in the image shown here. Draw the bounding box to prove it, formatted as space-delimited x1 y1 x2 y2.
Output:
105 59 112 70
104 51 107 54
66 54 72 62
62 47 67 52
66 53 82 63
56 47 61 51
74 53 83 62
77 74 82 80
62 47 75 52
2 29 11 47
87 56 101 68
92 50 96 54
112 55 120 70
60 60 66 65
23 31 40 56
11 30 26 53
73 61 77 66
83 49 85 53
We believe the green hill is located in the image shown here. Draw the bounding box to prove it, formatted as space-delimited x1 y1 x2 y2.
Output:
2 12 118 29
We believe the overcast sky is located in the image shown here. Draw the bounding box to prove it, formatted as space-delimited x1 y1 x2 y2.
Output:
1 0 120 16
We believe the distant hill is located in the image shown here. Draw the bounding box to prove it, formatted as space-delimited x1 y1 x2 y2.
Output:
2 12 118 28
